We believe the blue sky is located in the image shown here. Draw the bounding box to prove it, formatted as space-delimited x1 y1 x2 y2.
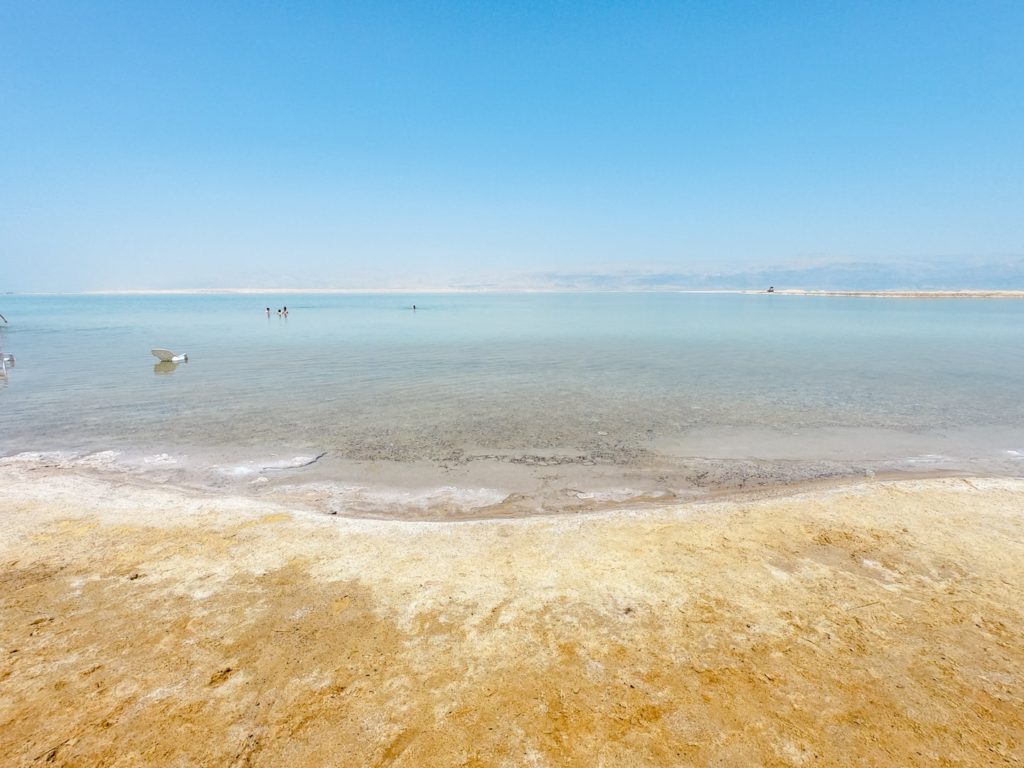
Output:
2 1 1023 290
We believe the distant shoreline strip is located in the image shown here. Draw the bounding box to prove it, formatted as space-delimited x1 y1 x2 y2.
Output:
7 288 1024 298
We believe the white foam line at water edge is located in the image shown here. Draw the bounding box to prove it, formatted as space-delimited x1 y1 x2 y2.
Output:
572 488 672 502
214 454 326 476
275 481 509 512
143 453 178 465
0 450 124 469
901 454 954 465
332 485 509 511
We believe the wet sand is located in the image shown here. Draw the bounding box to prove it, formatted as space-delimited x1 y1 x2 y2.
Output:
2 465 1023 766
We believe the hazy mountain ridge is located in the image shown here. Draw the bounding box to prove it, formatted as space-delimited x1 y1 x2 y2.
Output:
7 259 1024 294
516 259 1024 292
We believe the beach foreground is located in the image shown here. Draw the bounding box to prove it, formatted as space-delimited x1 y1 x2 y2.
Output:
1 467 1022 766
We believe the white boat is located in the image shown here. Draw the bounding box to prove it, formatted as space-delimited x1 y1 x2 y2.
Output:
151 349 188 363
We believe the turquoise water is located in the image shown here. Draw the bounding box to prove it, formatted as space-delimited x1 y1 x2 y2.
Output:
2 292 1023 511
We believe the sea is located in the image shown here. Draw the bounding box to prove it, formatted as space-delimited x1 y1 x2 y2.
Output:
2 292 1023 518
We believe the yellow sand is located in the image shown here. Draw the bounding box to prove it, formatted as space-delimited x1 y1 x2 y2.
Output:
1 466 1022 767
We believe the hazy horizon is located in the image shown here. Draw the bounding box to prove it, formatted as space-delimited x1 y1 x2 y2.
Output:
7 256 1024 295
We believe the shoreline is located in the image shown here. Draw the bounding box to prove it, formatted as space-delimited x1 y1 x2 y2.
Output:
2 465 1023 765
4 445 1021 522
763 288 1024 298
4 287 1023 297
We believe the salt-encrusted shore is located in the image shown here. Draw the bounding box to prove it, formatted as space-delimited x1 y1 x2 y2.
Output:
2 465 1022 766
762 289 1024 299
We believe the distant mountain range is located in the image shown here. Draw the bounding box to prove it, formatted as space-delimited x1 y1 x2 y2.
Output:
508 258 1024 292
12 258 1023 294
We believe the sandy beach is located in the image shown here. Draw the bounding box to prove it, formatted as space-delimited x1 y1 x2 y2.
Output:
2 465 1022 766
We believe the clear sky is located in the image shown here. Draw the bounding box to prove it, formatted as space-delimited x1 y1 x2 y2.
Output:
2 1 1023 291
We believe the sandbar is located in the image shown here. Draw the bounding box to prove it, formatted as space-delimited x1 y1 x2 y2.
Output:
761 289 1024 299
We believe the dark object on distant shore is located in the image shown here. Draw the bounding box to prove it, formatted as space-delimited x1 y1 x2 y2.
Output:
767 286 775 293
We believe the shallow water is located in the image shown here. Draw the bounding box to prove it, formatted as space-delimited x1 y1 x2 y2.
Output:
1 292 1022 514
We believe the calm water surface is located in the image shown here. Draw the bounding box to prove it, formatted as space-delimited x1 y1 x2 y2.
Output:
2 293 1022 511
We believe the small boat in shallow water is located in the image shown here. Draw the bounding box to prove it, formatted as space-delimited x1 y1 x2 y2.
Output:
151 349 188 363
